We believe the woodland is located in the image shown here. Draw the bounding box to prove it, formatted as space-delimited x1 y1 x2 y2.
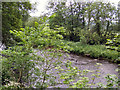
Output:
1 0 120 88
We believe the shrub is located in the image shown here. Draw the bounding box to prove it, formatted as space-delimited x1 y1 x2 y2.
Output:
77 29 101 45
63 41 119 62
1 17 69 88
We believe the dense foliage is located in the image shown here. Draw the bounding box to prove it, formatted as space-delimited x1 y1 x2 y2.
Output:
106 33 120 62
24 15 46 27
2 2 32 46
106 33 120 51
1 16 119 88
47 1 119 43
64 41 119 62
1 16 67 87
1 0 120 89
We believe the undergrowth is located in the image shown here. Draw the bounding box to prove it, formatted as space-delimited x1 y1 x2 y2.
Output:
51 40 119 63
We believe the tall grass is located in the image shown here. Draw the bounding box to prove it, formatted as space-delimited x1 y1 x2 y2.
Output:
53 40 119 63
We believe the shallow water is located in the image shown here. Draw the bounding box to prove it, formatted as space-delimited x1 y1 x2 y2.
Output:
30 49 118 88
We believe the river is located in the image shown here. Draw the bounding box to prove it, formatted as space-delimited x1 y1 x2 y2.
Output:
29 49 118 88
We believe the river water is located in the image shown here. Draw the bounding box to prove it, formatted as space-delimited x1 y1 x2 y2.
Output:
0 42 118 88
29 49 118 88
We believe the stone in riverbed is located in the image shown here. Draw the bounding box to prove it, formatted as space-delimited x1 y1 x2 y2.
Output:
74 61 88 65
81 62 88 65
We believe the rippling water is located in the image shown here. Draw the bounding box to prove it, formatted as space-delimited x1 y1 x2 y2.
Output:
29 49 118 88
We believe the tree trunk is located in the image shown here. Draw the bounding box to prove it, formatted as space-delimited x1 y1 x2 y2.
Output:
96 9 101 36
70 2 74 41
96 22 101 36
106 20 110 32
88 11 91 30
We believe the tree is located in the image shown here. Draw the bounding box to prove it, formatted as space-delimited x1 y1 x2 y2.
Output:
47 1 118 43
47 1 66 29
25 16 43 27
47 1 86 41
86 2 117 36
85 2 93 30
118 1 120 31
2 2 32 46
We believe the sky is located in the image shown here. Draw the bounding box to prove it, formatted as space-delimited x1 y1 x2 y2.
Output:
29 0 49 17
29 0 120 17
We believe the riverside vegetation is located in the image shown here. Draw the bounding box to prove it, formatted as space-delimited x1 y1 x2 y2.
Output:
1 20 119 89
1 0 120 89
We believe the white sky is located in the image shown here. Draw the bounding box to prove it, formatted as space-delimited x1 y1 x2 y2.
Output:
29 0 49 17
29 0 120 17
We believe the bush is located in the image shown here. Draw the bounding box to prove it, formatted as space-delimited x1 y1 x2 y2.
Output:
106 33 120 51
1 19 68 88
1 15 119 88
2 46 34 86
63 41 119 62
77 28 101 45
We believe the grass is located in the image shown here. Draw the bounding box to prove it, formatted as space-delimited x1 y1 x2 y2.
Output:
53 40 119 63
35 38 119 63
